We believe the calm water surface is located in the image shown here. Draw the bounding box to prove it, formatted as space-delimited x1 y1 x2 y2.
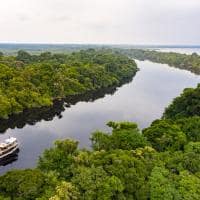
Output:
1 60 200 174
155 48 200 55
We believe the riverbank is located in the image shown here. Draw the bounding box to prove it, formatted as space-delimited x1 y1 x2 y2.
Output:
0 49 138 119
1 60 200 174
119 48 200 74
1 81 200 199
0 76 134 133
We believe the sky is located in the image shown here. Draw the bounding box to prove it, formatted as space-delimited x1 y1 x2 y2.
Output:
0 0 200 45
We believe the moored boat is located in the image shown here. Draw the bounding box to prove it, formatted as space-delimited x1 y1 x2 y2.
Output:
0 137 19 160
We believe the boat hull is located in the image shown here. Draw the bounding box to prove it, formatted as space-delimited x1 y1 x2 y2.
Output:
0 145 19 160
0 148 19 166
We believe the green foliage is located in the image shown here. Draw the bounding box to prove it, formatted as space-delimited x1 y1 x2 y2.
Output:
182 142 200 173
149 166 200 200
149 166 180 200
1 129 200 199
175 116 200 142
38 139 78 179
0 169 47 200
0 196 10 200
164 84 200 119
91 121 148 151
16 50 32 63
178 171 200 200
143 120 187 152
120 49 200 74
0 49 138 119
72 149 150 200
1 81 200 199
72 166 124 200
49 181 80 200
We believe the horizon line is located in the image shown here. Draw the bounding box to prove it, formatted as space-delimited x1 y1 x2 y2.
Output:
0 42 200 48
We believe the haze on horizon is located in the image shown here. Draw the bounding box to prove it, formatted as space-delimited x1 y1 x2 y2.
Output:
0 0 200 45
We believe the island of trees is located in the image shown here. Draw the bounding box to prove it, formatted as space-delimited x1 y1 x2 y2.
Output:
0 83 200 199
120 49 200 74
0 49 138 119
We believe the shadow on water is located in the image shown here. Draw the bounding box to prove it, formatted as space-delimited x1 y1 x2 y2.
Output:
0 76 134 169
0 77 134 134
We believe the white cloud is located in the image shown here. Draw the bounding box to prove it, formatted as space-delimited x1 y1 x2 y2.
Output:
0 0 199 44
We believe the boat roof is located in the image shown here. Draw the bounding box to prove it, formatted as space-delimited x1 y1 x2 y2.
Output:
0 137 17 148
5 137 17 144
0 143 7 148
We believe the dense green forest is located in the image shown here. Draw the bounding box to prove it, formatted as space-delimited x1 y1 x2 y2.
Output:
1 84 200 199
119 49 200 74
163 83 200 119
0 49 137 119
1 49 200 199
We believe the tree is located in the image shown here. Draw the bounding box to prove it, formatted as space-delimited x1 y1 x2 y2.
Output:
49 181 80 200
149 166 180 200
72 166 124 200
16 50 32 63
182 142 200 173
0 49 138 119
178 171 200 200
73 148 150 199
91 121 148 151
175 116 200 142
1 117 200 199
120 49 200 75
0 92 11 119
0 51 3 58
0 169 46 200
163 84 200 119
143 120 187 152
38 139 78 179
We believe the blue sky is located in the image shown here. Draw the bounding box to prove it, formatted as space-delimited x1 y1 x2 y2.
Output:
0 0 200 44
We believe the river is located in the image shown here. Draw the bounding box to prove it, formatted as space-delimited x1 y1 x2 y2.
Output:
1 60 200 174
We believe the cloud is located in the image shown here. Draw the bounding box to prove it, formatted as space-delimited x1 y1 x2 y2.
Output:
17 13 31 22
0 0 199 44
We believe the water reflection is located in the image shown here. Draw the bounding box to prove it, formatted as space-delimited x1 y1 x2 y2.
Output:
0 79 134 170
0 79 133 133
1 60 200 173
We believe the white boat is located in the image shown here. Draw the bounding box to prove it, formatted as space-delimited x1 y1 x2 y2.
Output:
0 137 19 159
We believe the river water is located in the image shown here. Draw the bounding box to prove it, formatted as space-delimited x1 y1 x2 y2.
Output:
0 60 200 174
